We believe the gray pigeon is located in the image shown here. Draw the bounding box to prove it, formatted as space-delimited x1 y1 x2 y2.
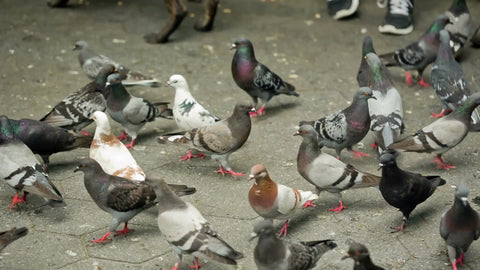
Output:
0 116 64 209
73 158 196 243
157 104 253 178
149 177 243 269
299 87 375 159
73 40 159 87
365 53 404 153
431 30 480 129
40 64 116 134
0 227 28 252
231 38 299 116
295 125 381 213
471 26 480 47
103 73 173 148
250 220 336 270
341 242 385 270
444 0 471 55
379 15 450 87
357 36 376 88
440 185 480 270
378 153 446 232
388 92 480 170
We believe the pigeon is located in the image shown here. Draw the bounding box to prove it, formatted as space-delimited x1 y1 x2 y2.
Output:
0 116 64 209
388 92 480 170
248 164 319 237
250 220 336 270
295 125 381 213
378 153 446 232
357 36 376 88
74 158 195 243
0 227 28 252
231 38 299 116
150 177 243 270
89 111 146 180
73 40 159 87
299 87 375 159
471 26 480 47
444 0 471 55
103 73 173 148
157 104 253 178
379 15 450 87
440 185 480 270
40 63 116 134
166 74 220 161
365 53 404 153
341 242 385 270
430 30 480 128
6 117 92 166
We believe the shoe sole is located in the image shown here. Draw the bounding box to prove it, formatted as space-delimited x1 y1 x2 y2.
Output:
378 24 413 35
333 0 359 20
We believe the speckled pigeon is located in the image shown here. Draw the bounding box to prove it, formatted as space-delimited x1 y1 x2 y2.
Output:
250 220 336 270
357 36 376 88
73 40 159 87
379 15 450 87
74 158 195 243
431 30 480 129
388 92 480 170
248 164 319 237
157 104 253 178
341 242 385 270
0 116 64 209
0 227 28 252
365 53 404 153
444 0 471 55
440 185 480 270
299 87 375 159
150 177 243 270
166 74 220 161
295 125 381 213
471 26 480 47
103 73 173 148
378 153 446 232
231 38 299 116
40 64 115 134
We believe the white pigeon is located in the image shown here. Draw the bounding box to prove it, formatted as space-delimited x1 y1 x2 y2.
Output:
89 111 146 181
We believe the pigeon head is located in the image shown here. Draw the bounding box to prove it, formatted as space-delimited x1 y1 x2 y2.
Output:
231 38 253 50
74 158 103 173
91 111 111 134
342 242 370 261
0 116 15 142
166 74 187 89
233 104 255 116
428 15 450 34
379 153 396 168
455 184 470 206
355 87 376 101
73 40 88 51
106 73 122 87
294 125 316 138
362 36 375 57
248 164 269 184
95 64 117 88
250 220 275 241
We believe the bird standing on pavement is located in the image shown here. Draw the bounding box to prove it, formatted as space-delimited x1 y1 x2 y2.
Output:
342 242 385 270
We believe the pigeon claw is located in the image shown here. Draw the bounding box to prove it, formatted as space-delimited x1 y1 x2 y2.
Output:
9 193 27 210
124 139 135 149
455 253 464 266
180 151 206 161
249 111 259 117
91 232 112 243
278 220 290 237
405 72 413 86
329 201 347 213
350 150 370 159
214 166 244 178
431 109 452 118
187 257 204 270
117 131 128 141
370 143 378 149
391 220 406 233
256 106 265 115
115 223 133 237
432 156 455 170
417 77 430 88
80 130 91 136
302 200 316 208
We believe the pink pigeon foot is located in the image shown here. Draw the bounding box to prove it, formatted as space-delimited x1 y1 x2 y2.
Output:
249 111 258 117
329 201 347 213
349 150 370 159
81 130 90 136
124 139 135 149
451 262 458 270
391 220 406 232
278 220 290 237
431 108 453 118
188 257 204 270
370 143 378 149
214 166 244 178
303 200 316 208
455 253 464 266
9 192 27 210
180 150 206 161
418 77 430 88
115 222 133 236
405 72 413 86
91 231 112 243
117 131 128 141
166 262 180 270
432 156 455 170
256 106 265 115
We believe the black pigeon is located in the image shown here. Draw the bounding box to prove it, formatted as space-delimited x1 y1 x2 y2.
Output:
357 36 376 88
444 0 471 55
378 153 446 232
342 242 385 270
251 220 336 270
379 15 450 87
471 26 480 47
231 38 299 116
440 185 480 270
40 64 116 134
0 227 28 252
6 117 92 166
74 158 195 244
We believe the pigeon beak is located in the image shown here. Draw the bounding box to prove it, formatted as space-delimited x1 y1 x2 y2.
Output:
105 82 111 87
461 197 468 206
248 175 255 181
370 94 377 100
341 253 350 260
230 43 236 50
377 163 384 171
293 131 300 136
165 81 171 87
248 232 258 241
73 166 80 173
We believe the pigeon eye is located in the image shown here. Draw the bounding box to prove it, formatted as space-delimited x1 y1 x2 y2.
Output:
173 80 178 83
363 92 368 96
302 130 307 134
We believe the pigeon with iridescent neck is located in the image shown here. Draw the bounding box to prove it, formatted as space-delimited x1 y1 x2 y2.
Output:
440 185 480 270
388 92 480 170
299 87 375 159
231 38 299 116
444 0 471 55
357 36 376 88
379 15 450 87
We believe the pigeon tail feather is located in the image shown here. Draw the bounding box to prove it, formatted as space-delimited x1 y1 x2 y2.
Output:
277 81 299 96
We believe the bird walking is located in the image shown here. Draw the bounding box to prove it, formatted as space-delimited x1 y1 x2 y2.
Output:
342 242 385 270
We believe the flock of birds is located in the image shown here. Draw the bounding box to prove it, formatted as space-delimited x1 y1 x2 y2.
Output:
2 0 480 269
